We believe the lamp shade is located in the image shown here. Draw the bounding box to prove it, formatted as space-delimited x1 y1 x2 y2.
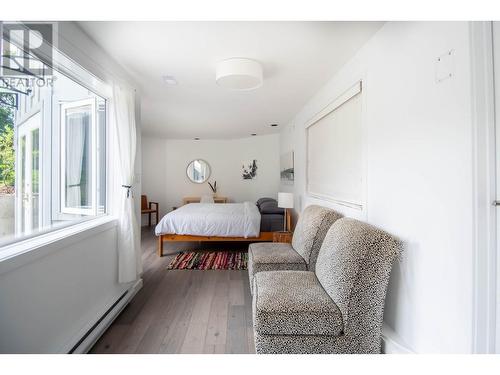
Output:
278 192 294 209
216 58 263 90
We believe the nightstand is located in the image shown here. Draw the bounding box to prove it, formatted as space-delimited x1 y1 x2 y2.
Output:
273 231 293 244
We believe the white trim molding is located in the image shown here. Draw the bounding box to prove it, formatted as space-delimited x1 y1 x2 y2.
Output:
470 21 497 354
305 81 362 130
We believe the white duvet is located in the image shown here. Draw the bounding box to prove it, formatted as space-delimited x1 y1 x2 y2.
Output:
155 202 261 238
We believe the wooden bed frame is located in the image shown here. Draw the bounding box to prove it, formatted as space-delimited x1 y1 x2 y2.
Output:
157 210 291 256
157 231 274 256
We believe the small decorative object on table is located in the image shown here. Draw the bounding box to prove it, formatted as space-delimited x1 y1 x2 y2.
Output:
273 231 293 244
208 180 217 196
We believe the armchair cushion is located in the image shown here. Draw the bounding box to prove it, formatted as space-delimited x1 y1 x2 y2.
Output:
248 243 307 293
253 270 343 336
248 242 306 268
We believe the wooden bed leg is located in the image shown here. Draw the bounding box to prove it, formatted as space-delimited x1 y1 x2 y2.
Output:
158 235 164 257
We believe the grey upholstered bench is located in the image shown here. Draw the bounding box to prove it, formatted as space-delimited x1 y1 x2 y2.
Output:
252 217 402 354
248 205 342 294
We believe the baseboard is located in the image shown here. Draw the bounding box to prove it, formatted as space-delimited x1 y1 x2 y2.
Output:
381 322 414 354
70 278 143 354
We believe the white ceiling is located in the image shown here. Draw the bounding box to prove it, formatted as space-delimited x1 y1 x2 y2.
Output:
78 21 383 139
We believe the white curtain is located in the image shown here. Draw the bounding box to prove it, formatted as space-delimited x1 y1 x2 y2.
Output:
112 84 142 283
66 113 86 208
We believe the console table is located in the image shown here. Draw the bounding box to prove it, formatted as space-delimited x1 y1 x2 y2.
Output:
183 196 228 205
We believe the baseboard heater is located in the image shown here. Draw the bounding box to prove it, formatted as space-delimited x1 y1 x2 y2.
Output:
68 291 128 354
67 279 143 354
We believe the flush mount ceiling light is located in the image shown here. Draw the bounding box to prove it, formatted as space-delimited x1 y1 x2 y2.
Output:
162 75 178 85
216 58 263 90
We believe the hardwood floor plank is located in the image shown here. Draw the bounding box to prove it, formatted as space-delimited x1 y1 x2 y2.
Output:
89 323 128 354
242 271 256 354
180 271 218 353
226 305 249 354
114 271 173 353
134 271 191 353
246 325 255 354
203 272 230 354
228 272 245 307
157 271 203 353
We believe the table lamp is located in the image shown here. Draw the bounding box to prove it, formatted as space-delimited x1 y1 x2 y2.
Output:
278 192 294 232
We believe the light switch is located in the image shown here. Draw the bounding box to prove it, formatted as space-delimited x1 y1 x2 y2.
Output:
435 50 454 83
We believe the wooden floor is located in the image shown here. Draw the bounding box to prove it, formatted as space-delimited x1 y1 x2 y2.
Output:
90 227 255 354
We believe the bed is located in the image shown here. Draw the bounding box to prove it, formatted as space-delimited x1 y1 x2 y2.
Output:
155 199 288 256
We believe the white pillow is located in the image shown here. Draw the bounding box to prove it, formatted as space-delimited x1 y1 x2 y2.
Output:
200 195 214 203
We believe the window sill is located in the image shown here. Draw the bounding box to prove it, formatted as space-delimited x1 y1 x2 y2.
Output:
0 216 118 275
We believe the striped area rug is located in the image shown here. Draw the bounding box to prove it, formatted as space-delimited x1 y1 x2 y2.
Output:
167 251 248 270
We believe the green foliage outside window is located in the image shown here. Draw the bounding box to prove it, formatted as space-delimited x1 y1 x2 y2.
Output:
0 103 15 187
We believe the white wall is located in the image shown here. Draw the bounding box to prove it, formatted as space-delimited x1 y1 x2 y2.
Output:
0 222 124 353
280 21 474 353
141 134 280 222
141 136 167 221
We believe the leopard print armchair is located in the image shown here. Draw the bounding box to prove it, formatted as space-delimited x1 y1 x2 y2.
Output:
252 217 402 354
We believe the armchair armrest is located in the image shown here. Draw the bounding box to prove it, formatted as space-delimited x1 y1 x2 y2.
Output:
149 202 159 211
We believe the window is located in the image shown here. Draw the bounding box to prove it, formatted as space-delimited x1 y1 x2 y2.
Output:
306 81 363 208
0 35 108 248
60 97 105 216
61 100 95 215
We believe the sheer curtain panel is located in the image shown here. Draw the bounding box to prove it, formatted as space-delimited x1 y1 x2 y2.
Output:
112 84 142 283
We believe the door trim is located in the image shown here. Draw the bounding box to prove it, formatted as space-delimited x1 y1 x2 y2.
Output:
470 21 497 354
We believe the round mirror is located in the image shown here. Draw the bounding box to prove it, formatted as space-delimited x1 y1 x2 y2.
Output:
186 159 211 184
